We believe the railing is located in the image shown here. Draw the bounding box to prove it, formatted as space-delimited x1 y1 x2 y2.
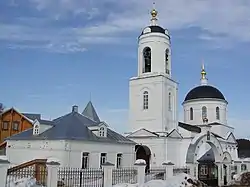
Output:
6 164 47 187
112 167 137 185
58 167 104 187
173 166 190 175
145 167 166 182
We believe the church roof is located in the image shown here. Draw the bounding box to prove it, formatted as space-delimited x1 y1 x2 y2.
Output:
178 122 201 133
82 101 100 122
197 148 215 163
6 106 134 144
184 85 226 102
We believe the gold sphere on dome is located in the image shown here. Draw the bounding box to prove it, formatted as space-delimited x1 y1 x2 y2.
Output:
151 9 158 18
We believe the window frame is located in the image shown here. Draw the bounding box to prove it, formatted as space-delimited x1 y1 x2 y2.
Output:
12 121 19 131
116 153 122 168
99 127 105 137
81 152 89 169
142 47 151 73
2 121 9 130
100 153 107 168
143 91 149 110
202 106 207 119
216 107 220 120
34 125 39 135
168 92 172 111
190 107 193 120
165 48 170 74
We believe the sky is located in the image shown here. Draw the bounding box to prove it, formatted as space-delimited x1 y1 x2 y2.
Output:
1 0 250 138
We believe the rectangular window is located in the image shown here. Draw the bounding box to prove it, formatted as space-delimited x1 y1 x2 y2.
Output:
100 153 107 167
116 153 122 168
2 121 9 130
12 121 19 131
81 152 89 169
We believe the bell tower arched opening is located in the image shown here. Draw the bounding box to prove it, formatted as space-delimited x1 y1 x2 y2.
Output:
142 47 151 73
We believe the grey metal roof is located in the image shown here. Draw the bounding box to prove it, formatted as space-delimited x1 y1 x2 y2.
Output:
22 113 41 121
178 122 201 133
38 119 54 126
6 111 134 144
198 148 215 163
82 101 100 122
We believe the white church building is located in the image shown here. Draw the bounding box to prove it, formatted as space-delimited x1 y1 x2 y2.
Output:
3 6 250 187
125 7 250 186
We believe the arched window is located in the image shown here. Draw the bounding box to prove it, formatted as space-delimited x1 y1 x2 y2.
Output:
143 47 151 73
202 106 207 119
34 125 39 135
165 48 170 74
168 92 172 110
99 127 105 137
190 107 193 120
216 107 220 120
143 91 149 110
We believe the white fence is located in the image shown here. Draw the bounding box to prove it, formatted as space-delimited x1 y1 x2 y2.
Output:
0 158 186 187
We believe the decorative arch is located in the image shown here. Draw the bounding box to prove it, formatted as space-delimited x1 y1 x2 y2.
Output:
186 133 224 164
142 47 151 73
222 151 232 164
135 144 151 172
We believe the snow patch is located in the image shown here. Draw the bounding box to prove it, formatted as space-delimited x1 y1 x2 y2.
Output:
135 159 146 165
8 177 44 187
0 155 8 161
113 173 205 187
46 157 60 163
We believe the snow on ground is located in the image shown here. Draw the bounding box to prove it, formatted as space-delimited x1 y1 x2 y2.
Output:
9 173 203 187
7 177 44 187
114 173 203 187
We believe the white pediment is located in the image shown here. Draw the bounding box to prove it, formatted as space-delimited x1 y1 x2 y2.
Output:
126 128 159 138
167 129 183 138
226 132 237 143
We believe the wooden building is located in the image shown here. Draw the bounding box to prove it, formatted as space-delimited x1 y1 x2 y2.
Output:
0 108 40 151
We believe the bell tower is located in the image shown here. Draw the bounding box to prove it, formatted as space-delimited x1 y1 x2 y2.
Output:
129 6 178 133
138 5 172 77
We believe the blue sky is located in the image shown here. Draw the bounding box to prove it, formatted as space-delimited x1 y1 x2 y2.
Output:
1 0 250 138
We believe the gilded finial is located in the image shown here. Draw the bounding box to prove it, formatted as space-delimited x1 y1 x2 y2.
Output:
201 62 206 80
150 2 158 25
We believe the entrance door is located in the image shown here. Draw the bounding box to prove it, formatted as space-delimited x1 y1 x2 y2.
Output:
198 163 218 186
135 145 151 172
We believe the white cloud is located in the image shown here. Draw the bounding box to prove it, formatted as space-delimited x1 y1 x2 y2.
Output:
2 0 250 52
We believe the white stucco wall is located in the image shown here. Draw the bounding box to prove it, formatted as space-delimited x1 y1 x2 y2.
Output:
129 136 191 168
129 75 178 133
183 99 228 126
64 140 135 168
6 140 65 166
6 140 135 168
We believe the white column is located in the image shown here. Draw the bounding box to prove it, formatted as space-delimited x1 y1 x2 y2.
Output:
226 164 231 184
134 159 146 187
186 163 198 178
46 161 60 187
102 162 114 187
0 156 10 187
216 162 223 186
162 161 174 178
